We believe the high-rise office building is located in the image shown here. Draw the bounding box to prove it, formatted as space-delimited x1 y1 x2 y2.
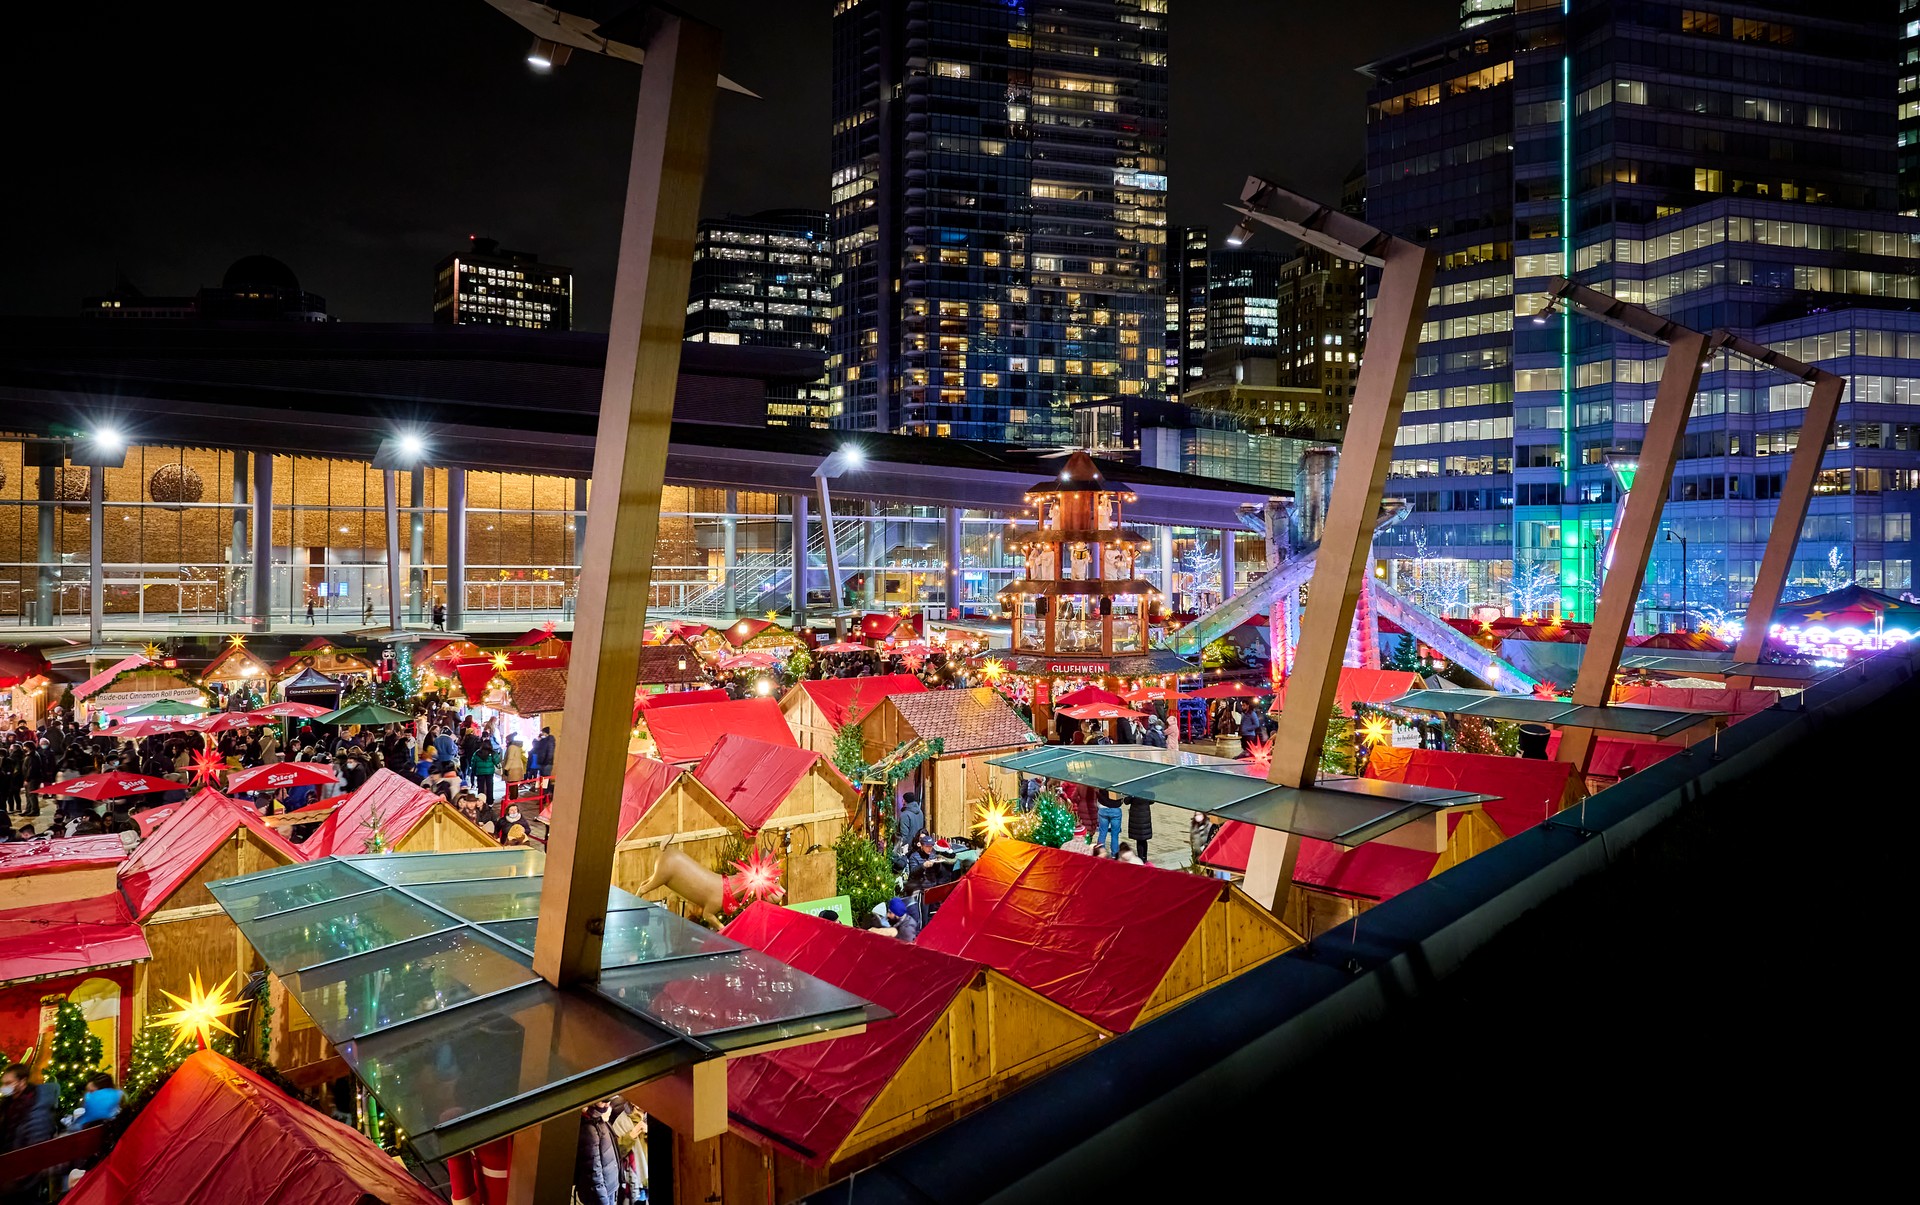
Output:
1460 0 1513 29
1275 247 1364 408
1205 250 1282 353
1901 0 1920 215
828 0 1171 444
1166 226 1210 400
1365 1 1919 623
433 237 572 331
686 209 834 428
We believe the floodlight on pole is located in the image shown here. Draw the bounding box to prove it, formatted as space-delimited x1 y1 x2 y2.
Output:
527 37 569 70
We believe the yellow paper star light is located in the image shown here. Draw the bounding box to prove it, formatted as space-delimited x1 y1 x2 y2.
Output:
227 633 247 650
973 797 1017 843
980 657 1006 683
153 971 248 1053
1360 715 1394 747
490 652 512 673
142 642 164 660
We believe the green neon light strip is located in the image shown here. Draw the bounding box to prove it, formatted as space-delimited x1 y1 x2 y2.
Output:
1558 31 1579 617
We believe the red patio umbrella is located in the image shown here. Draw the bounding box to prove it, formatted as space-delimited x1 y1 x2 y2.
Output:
224 761 341 794
107 719 195 740
36 772 179 801
717 650 779 671
192 712 260 733
1181 681 1271 700
130 804 178 839
816 641 871 654
1058 703 1148 721
1121 685 1181 702
1055 685 1127 708
251 701 333 719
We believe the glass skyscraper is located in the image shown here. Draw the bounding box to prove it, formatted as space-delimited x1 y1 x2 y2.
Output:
685 209 835 429
828 0 1170 444
1365 1 1920 625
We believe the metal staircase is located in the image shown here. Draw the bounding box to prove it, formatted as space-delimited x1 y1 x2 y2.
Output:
675 517 867 616
1368 577 1537 693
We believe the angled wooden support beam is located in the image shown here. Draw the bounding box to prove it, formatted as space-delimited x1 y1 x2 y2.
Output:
1553 280 1710 779
1226 180 1435 910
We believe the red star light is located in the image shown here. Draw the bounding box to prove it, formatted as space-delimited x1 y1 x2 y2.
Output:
730 848 785 904
189 747 226 787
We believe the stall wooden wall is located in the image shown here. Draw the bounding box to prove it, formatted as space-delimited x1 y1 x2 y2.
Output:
130 828 295 1030
390 804 500 856
779 689 836 756
1139 889 1303 1026
0 864 120 910
679 970 1105 1205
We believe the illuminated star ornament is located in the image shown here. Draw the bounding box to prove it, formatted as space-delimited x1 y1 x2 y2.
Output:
1359 715 1394 748
226 633 247 650
1245 735 1274 765
490 651 512 674
539 619 558 637
729 848 785 904
980 657 1006 683
973 796 1018 843
189 747 227 787
153 971 248 1052
141 641 164 660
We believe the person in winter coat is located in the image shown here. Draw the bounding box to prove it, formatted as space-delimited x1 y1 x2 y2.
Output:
503 734 529 785
894 789 926 850
1238 704 1264 748
469 738 499 808
531 728 556 779
2 1063 59 1151
1125 793 1154 863
574 1098 621 1205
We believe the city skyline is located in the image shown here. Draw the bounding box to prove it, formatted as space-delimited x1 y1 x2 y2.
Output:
3 0 1456 330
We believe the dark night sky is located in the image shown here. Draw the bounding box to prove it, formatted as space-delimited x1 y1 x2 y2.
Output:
5 1 1456 329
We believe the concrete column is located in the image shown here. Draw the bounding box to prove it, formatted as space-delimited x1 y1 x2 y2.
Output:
945 506 962 621
862 501 878 608
382 469 403 632
791 491 809 628
251 453 273 630
230 452 248 624
446 467 467 631
572 476 588 621
409 468 426 622
87 466 104 644
35 465 55 626
722 488 739 617
1220 528 1237 600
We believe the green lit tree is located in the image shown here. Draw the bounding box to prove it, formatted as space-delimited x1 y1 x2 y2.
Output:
124 1015 237 1104
43 996 103 1112
1319 703 1354 776
1384 635 1421 674
834 828 899 918
1454 714 1500 756
831 706 869 782
1028 790 1076 849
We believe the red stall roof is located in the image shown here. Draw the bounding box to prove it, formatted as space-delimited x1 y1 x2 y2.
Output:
791 675 927 730
918 840 1220 1033
693 735 835 832
65 1050 444 1205
1366 746 1577 839
1616 683 1775 716
1277 667 1424 713
1545 731 1684 779
0 833 129 880
73 654 151 701
119 789 303 920
298 770 448 859
1198 823 1441 901
643 697 797 764
0 893 150 987
722 903 979 1167
634 686 730 722
506 625 562 647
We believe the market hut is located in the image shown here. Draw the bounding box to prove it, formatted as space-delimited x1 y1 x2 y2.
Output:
296 769 496 858
1544 730 1684 793
919 840 1302 1033
64 1050 445 1205
610 735 857 907
640 696 799 765
856 688 1037 838
780 674 928 755
74 655 206 720
0 835 147 1078
269 637 378 682
278 666 344 709
197 642 273 689
639 644 708 689
678 904 1104 1203
717 617 808 653
116 789 302 1022
1200 747 1577 937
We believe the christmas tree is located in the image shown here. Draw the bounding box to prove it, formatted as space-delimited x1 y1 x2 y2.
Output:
830 707 869 782
1028 791 1076 848
42 996 103 1112
123 1015 237 1103
1319 703 1355 776
834 828 898 918
1384 635 1420 674
1454 715 1499 755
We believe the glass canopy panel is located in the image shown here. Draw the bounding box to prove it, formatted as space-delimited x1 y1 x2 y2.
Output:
986 747 1083 775
350 847 545 885
1209 788 1446 847
411 878 654 924
1559 702 1721 735
1122 765 1275 810
481 905 744 971
240 889 458 969
284 927 541 1042
206 858 386 922
342 982 692 1162
1039 751 1179 791
596 947 882 1052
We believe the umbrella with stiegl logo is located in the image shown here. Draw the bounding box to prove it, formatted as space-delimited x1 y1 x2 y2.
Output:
224 762 341 794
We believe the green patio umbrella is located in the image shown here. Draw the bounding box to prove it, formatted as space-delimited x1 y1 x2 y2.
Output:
317 701 414 727
115 698 208 718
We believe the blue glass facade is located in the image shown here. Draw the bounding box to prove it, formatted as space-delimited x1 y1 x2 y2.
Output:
1366 1 1920 623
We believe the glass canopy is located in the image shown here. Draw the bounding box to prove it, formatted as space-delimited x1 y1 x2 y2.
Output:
1618 652 1825 683
209 849 885 1161
989 746 1493 846
1386 688 1725 736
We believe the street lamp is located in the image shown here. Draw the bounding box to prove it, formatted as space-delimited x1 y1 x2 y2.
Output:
1665 528 1688 631
814 445 865 629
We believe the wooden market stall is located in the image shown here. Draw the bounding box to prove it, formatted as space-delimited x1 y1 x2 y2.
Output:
0 836 147 1079
609 734 858 909
856 688 1037 838
1201 747 1579 937
73 655 205 720
269 637 377 683
197 643 274 690
780 674 927 756
676 904 1105 1204
918 840 1302 1034
638 644 708 690
296 769 497 858
641 697 799 766
116 790 302 1044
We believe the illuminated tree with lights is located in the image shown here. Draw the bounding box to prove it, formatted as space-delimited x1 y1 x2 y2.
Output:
42 995 103 1112
834 828 898 918
1319 703 1355 776
831 706 869 783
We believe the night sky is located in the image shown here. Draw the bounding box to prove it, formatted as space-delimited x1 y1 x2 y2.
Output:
6 1 1456 329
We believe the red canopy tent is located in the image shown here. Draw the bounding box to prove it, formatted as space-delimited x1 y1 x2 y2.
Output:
642 697 798 765
1614 683 1775 718
721 903 983 1167
298 769 493 858
693 734 843 833
918 840 1232 1033
1053 684 1127 708
789 675 926 730
225 761 340 795
1365 746 1577 839
1181 680 1269 700
65 1050 444 1205
36 772 181 802
506 624 562 647
1276 667 1424 712
0 645 51 688
118 790 304 921
0 893 149 987
1545 730 1683 779
1200 823 1443 902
